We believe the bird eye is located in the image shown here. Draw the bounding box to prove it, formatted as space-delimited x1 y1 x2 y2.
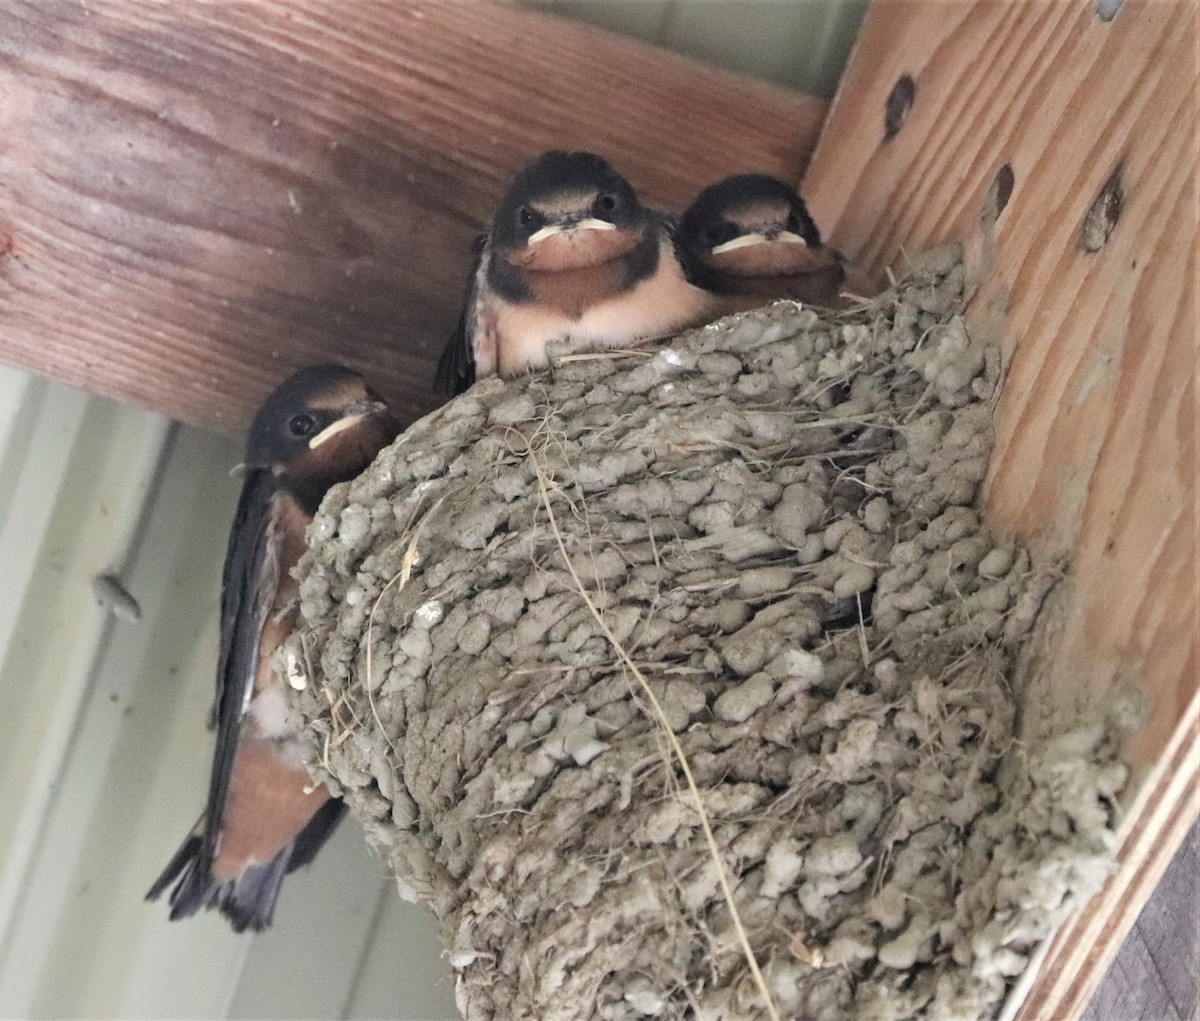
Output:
288 413 316 437
702 225 723 246
517 206 536 227
595 193 618 216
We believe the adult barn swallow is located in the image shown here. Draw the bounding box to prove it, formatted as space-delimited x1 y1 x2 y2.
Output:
678 174 865 314
435 150 712 396
147 365 397 932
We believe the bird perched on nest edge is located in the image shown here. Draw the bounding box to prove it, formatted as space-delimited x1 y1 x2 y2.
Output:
676 173 871 317
435 149 713 396
147 364 398 932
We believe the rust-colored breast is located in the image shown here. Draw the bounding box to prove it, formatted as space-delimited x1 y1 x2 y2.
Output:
524 258 630 318
708 241 842 279
489 238 713 378
212 737 329 878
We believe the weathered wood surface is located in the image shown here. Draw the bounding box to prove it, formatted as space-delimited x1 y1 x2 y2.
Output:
800 3 1198 1019
1082 819 1199 1021
0 0 825 432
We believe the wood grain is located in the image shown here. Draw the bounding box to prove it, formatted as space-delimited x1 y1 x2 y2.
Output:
0 0 825 432
1084 819 1200 1021
800 3 1198 1019
1018 700 1198 1021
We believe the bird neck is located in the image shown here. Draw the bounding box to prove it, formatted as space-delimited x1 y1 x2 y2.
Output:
487 229 660 309
280 472 338 517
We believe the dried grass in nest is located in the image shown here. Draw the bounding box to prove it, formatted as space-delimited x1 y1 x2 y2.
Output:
288 243 1133 1021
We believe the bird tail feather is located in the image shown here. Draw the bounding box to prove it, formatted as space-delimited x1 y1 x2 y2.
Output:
145 802 345 932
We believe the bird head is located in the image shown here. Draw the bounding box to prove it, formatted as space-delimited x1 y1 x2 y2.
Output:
679 174 829 277
244 365 397 488
492 150 649 272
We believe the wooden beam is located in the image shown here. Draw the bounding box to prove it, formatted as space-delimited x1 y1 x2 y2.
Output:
800 3 1198 1020
0 0 825 432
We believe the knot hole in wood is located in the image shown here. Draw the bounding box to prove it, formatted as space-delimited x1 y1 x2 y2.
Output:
883 74 916 141
1081 165 1124 252
981 164 1015 230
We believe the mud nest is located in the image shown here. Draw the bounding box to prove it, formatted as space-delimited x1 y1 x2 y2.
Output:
290 244 1130 1021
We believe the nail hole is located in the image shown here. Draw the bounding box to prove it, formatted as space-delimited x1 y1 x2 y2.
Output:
980 164 1015 228
883 75 916 142
1096 0 1123 21
1081 166 1123 252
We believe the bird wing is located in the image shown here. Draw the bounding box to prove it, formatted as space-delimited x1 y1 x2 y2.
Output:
660 208 707 289
205 467 282 868
434 232 489 397
148 468 285 921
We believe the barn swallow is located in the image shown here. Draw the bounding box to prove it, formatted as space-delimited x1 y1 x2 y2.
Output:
147 365 398 932
435 150 712 396
677 174 871 314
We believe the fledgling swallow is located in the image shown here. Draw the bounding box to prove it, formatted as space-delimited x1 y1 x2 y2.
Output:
147 365 398 932
678 174 872 314
435 149 712 396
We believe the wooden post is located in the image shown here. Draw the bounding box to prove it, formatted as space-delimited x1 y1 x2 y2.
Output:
800 3 1198 1019
0 0 825 432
